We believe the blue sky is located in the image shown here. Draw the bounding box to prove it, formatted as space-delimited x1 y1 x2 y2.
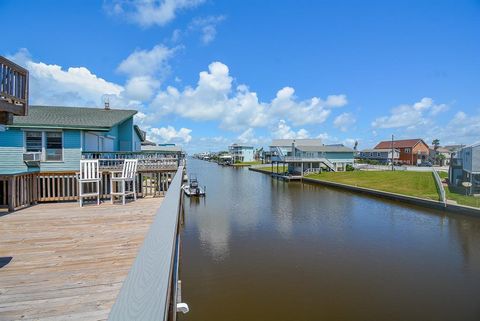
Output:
2 0 480 152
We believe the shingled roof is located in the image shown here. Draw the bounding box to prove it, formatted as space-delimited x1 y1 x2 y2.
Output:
10 105 137 130
375 139 426 149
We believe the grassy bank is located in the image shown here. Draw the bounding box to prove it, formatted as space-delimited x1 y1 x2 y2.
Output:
437 171 480 208
250 165 288 173
306 171 440 200
232 161 263 167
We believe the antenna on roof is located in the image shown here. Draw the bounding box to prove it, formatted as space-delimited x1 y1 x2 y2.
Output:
103 95 110 110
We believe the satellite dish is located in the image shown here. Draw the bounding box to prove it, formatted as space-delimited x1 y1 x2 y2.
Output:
462 182 473 188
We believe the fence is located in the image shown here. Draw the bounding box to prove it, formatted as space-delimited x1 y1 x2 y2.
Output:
0 169 177 212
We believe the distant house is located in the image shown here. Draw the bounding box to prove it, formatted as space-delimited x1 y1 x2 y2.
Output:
374 139 429 165
429 146 452 166
229 144 254 163
270 139 354 173
449 142 480 194
0 105 143 174
359 148 400 164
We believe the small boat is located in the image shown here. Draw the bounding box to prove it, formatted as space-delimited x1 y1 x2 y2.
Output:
182 175 206 197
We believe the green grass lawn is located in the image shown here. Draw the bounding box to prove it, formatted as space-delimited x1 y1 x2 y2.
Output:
306 171 440 200
433 170 480 208
232 161 263 166
444 186 480 208
251 165 288 173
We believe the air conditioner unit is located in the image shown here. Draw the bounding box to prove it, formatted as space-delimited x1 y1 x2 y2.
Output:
23 152 41 166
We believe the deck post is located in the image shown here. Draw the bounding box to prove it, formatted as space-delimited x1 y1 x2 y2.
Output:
7 175 15 212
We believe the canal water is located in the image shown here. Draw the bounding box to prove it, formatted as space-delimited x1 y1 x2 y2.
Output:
179 158 480 321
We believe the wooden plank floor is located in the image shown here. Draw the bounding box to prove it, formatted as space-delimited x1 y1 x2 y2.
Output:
0 197 163 321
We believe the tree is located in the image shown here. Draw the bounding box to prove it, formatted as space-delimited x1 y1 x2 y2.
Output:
432 139 440 151
436 153 446 166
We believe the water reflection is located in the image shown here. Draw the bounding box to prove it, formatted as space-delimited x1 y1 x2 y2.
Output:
181 159 480 321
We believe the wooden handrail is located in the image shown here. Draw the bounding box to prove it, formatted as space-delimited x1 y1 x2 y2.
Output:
108 166 184 321
0 56 29 116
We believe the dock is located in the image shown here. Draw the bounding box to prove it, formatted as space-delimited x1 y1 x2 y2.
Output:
0 197 163 321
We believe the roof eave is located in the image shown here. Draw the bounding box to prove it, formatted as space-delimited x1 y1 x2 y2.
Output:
7 124 111 131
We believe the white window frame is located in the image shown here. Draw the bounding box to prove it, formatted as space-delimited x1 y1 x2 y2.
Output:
24 129 64 162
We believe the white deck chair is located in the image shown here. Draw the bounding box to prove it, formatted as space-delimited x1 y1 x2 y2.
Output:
78 159 101 207
110 159 138 205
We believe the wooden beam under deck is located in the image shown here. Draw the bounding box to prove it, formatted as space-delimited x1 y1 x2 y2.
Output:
0 197 163 321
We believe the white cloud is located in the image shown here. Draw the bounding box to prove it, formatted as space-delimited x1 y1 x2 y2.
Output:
272 120 309 139
117 44 177 101
333 112 356 132
325 94 348 107
124 76 160 101
372 97 448 129
438 111 480 142
7 49 127 107
146 61 348 131
105 0 206 27
117 44 176 77
189 15 226 44
147 126 192 144
237 128 258 145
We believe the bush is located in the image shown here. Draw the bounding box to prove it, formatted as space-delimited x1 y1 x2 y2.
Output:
346 164 355 171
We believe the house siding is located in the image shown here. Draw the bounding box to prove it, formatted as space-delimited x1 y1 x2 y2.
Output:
0 128 29 174
473 146 480 173
0 128 81 173
40 130 81 172
118 118 134 151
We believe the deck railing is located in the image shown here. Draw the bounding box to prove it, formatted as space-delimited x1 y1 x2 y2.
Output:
108 165 185 321
432 168 447 206
82 151 181 171
0 56 29 117
0 170 177 212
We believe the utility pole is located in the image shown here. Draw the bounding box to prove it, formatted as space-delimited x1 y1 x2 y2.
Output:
391 134 394 171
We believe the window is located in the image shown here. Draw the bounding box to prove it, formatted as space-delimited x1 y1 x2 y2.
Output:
405 148 411 153
25 132 42 152
45 132 63 161
25 131 63 161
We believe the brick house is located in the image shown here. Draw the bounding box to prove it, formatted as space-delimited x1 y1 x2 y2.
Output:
374 139 430 165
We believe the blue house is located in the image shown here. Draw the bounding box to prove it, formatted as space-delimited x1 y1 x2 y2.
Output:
0 105 144 174
228 144 255 163
449 141 480 194
270 139 354 173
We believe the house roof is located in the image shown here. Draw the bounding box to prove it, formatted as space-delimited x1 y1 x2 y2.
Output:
361 148 399 153
10 105 137 130
229 144 254 149
133 125 146 141
434 147 451 153
271 138 323 147
374 139 426 149
465 141 480 149
296 145 354 152
443 144 465 151
142 139 157 146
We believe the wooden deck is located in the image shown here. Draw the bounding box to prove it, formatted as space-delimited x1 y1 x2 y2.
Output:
0 197 163 321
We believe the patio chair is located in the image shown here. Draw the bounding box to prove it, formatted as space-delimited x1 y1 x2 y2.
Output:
78 159 101 207
110 159 138 205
